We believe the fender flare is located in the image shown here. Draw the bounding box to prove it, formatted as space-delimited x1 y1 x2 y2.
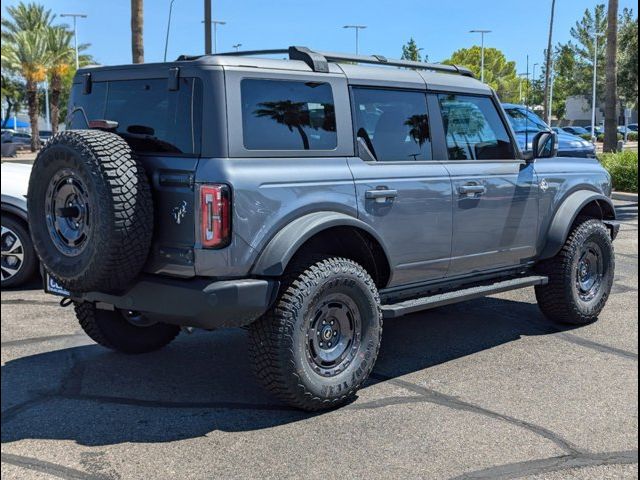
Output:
251 211 391 277
1 200 28 222
539 190 616 260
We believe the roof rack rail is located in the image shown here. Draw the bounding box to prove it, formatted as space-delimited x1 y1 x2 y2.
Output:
207 46 475 78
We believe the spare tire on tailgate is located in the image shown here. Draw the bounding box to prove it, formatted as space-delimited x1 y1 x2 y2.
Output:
28 130 153 293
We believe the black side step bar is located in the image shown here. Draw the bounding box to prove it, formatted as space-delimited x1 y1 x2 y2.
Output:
381 275 548 319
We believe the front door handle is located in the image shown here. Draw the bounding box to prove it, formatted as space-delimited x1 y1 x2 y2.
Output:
365 188 398 202
458 184 487 196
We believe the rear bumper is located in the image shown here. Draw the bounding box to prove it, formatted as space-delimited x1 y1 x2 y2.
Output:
75 276 279 330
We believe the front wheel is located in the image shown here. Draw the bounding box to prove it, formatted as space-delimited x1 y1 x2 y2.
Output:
248 257 382 411
535 218 615 325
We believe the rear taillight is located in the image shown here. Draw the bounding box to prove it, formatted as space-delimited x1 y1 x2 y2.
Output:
200 184 231 248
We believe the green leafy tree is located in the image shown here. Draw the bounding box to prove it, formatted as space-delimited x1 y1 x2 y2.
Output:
1 73 26 127
548 44 579 120
401 38 422 62
566 5 608 106
443 47 520 102
617 9 638 108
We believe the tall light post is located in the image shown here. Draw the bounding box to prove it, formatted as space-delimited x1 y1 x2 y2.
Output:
343 25 367 55
518 72 528 104
233 43 242 52
202 20 226 53
548 62 555 123
60 13 87 69
470 29 491 83
590 29 604 141
164 0 176 62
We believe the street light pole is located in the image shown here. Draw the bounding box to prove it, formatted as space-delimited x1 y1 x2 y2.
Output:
470 29 492 83
343 25 367 55
548 63 555 123
60 13 87 69
213 20 225 53
164 0 176 62
233 43 242 52
203 20 226 53
518 72 528 104
590 30 601 141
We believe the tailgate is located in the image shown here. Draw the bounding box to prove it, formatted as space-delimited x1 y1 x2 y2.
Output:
138 155 198 277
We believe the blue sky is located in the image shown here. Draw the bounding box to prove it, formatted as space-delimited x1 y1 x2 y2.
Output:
2 0 637 73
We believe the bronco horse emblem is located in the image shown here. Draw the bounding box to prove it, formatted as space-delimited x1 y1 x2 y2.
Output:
172 201 188 225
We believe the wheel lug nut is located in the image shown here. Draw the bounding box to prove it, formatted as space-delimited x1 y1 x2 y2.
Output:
333 331 337 336
319 342 323 347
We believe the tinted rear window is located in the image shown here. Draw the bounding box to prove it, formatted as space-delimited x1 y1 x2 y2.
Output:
68 77 202 155
241 79 337 151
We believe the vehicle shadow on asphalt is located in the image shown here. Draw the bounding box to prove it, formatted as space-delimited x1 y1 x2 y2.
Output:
1 296 579 446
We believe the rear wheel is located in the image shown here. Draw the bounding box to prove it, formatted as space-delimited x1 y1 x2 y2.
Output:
75 302 180 354
536 218 615 325
248 256 382 411
1 216 38 288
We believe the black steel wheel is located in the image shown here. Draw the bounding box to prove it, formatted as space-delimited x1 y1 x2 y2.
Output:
28 130 153 293
248 256 382 411
536 218 615 325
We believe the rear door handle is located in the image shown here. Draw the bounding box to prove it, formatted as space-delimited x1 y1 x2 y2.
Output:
458 184 487 196
365 188 398 202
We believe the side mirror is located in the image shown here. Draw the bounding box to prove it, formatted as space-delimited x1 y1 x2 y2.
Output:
530 131 558 160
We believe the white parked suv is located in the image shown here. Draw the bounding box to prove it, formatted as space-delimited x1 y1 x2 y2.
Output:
1 162 38 287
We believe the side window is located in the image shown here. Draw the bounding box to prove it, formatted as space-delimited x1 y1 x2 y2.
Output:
241 79 337 151
438 94 515 160
352 88 432 161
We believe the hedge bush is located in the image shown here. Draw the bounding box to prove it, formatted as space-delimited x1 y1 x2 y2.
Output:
599 150 638 193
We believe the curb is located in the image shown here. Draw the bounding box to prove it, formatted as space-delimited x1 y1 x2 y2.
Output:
612 192 638 202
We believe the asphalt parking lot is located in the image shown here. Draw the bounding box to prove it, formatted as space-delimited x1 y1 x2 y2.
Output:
1 199 637 480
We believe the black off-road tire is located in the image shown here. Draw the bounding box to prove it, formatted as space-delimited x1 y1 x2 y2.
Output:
1 215 38 288
28 130 153 293
75 302 180 354
535 218 615 325
248 256 382 411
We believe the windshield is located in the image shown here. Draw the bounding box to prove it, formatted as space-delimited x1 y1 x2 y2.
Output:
505 107 548 133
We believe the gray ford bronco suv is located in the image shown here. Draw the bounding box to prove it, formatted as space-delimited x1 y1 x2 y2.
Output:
28 47 619 411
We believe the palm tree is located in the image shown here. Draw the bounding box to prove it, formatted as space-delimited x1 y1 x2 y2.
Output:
2 2 54 151
131 0 144 63
604 0 619 153
1 30 49 151
1 2 55 42
46 26 74 133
